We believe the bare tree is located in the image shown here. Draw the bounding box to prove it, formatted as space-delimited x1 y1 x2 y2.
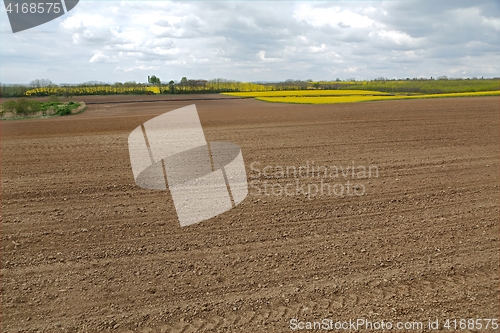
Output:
30 78 53 88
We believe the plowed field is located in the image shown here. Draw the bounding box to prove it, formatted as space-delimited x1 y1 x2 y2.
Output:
2 96 499 332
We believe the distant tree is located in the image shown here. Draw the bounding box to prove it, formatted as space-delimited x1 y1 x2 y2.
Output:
30 78 53 88
14 84 30 96
179 77 188 92
148 75 161 85
168 80 175 93
124 81 138 87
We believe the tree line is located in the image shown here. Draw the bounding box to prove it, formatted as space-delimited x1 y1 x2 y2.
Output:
1 77 498 98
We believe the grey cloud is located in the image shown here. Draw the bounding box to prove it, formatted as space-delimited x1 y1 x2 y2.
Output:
1 0 498 83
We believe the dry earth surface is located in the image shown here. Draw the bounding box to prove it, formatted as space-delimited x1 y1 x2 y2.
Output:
1 95 499 332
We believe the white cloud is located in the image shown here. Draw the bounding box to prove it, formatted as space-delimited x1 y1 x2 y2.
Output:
257 50 280 62
0 0 499 83
89 52 116 63
294 4 377 28
115 64 159 72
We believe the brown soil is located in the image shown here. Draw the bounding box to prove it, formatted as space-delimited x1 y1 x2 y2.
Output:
0 93 243 105
1 96 499 332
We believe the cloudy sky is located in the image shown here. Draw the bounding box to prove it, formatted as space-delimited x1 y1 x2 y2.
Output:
1 0 499 84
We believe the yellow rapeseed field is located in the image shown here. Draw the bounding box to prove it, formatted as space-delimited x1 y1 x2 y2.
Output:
223 90 391 97
25 85 160 96
146 86 160 94
250 90 500 104
255 96 391 104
